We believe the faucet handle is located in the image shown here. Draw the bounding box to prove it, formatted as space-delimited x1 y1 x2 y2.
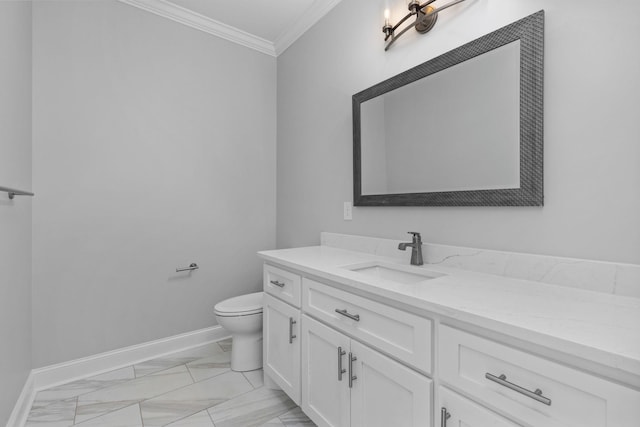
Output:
407 231 422 242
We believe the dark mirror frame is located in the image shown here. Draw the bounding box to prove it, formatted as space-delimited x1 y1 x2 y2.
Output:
353 11 544 206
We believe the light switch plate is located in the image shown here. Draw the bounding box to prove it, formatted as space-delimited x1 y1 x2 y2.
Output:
344 201 352 220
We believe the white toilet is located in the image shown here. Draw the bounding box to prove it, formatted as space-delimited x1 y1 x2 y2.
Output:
214 291 264 372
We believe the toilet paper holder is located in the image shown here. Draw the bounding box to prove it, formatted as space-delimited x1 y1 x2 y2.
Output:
176 263 199 272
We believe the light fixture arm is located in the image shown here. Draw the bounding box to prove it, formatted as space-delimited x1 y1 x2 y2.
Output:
383 0 466 51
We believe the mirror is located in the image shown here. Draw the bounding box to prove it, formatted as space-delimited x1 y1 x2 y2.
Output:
353 11 544 206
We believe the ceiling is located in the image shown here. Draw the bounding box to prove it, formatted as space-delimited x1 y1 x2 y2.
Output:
118 0 343 56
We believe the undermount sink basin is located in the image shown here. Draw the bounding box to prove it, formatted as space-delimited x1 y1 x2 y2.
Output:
342 262 444 284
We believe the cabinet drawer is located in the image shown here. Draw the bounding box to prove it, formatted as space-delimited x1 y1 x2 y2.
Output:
303 278 431 373
264 264 301 308
438 324 640 427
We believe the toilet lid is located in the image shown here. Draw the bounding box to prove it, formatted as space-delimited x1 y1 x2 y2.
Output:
214 291 264 315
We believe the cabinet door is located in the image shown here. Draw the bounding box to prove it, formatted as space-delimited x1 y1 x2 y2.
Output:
263 294 301 404
438 387 520 427
301 316 350 427
350 340 432 427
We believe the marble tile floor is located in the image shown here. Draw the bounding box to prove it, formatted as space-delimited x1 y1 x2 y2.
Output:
25 339 316 427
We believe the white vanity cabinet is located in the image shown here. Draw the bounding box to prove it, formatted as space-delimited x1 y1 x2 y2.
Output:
260 255 640 427
302 315 432 427
263 264 302 404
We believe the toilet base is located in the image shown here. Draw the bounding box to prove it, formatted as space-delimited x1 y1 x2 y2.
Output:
214 296 264 373
230 332 263 372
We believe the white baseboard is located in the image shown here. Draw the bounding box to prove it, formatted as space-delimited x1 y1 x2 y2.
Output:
32 325 229 390
7 325 229 427
5 372 35 427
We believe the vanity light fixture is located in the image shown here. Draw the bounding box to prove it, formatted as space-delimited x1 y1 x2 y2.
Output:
383 0 466 51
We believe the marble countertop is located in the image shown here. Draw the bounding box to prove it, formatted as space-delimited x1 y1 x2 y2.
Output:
258 245 640 380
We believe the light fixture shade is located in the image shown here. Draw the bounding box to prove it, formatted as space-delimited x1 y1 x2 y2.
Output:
382 0 467 51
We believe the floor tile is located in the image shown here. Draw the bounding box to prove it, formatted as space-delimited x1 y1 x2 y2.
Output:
260 418 286 426
25 340 315 427
132 359 186 379
33 367 135 406
25 397 77 427
140 370 253 426
208 387 297 427
165 410 215 427
185 346 231 382
242 369 264 389
279 407 317 426
75 365 193 424
217 338 232 352
133 343 222 378
73 404 142 426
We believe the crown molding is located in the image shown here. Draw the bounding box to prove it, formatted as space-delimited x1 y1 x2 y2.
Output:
119 0 343 57
118 0 277 57
274 0 343 56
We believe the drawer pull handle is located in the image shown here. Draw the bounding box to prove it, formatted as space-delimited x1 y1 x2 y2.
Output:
335 308 360 321
337 346 346 381
348 352 357 388
289 317 297 344
485 373 552 406
440 407 451 427
270 280 285 288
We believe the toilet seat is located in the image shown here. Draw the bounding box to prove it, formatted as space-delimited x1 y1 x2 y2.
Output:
214 292 263 317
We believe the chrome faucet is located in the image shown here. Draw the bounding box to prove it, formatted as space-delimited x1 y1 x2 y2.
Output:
398 232 424 266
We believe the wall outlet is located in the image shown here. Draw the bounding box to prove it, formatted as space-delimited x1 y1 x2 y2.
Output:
343 201 353 220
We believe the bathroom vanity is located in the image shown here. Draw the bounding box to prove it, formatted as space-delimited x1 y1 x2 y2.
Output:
259 235 640 427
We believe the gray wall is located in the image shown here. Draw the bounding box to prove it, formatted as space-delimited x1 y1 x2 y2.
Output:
32 1 277 367
0 1 33 423
276 0 640 264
